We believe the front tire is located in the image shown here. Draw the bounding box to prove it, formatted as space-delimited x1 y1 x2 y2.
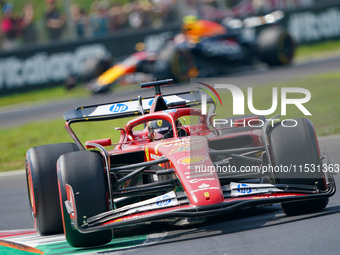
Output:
268 118 328 216
25 143 79 235
57 151 113 247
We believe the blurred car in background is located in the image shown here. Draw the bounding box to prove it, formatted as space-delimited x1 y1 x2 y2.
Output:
75 11 295 94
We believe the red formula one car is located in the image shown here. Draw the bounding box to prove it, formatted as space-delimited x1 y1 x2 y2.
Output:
26 79 335 248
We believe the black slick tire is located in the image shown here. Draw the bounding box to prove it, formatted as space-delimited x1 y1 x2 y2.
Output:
25 143 79 235
257 28 295 66
268 118 328 216
57 151 113 247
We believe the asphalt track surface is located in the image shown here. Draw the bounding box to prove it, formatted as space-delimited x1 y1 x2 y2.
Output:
0 56 340 254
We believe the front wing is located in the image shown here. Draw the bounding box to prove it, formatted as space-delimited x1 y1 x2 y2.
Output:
64 173 336 234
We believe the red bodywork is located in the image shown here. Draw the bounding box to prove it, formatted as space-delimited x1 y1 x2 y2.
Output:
93 99 264 211
61 82 335 235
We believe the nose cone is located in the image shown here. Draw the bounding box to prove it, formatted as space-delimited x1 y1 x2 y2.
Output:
155 136 224 206
174 155 224 206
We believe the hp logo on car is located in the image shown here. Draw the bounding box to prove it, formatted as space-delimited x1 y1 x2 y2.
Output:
110 103 128 113
237 183 252 194
156 195 171 207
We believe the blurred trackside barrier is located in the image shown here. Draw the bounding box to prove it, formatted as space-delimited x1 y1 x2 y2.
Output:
284 4 340 44
0 3 339 94
0 24 180 95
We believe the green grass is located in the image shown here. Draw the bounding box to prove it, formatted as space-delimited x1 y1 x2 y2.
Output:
0 82 140 110
0 117 130 172
295 39 340 60
1 71 339 172
0 86 88 109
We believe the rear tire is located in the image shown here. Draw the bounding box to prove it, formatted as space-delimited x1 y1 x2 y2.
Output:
170 47 198 82
154 43 198 83
257 28 295 66
25 143 79 235
268 118 328 216
57 151 113 247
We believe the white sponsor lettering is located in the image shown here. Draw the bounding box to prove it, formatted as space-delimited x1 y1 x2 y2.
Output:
0 44 108 90
150 153 162 160
288 8 340 43
198 183 210 189
190 187 219 194
188 178 216 184
230 182 283 197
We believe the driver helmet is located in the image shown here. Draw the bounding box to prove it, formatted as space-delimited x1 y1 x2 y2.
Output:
181 15 199 35
181 16 227 38
148 120 172 141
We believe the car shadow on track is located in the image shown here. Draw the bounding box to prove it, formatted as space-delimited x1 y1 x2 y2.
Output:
108 204 340 253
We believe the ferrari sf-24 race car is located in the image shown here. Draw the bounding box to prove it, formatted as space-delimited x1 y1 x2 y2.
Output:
81 11 295 93
26 79 335 248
